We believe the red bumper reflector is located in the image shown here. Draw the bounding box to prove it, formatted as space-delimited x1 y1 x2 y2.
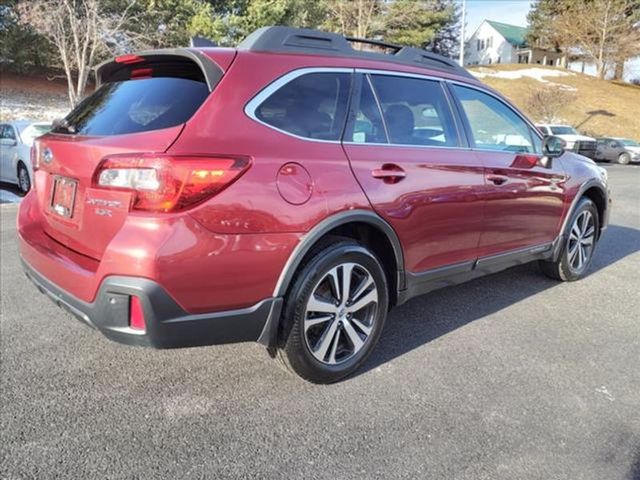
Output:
130 296 146 331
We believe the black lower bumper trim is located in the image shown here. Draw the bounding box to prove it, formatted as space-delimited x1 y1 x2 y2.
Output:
22 258 282 349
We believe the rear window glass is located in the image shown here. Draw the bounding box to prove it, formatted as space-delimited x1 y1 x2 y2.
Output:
349 78 388 144
53 77 209 136
255 72 351 141
370 75 458 147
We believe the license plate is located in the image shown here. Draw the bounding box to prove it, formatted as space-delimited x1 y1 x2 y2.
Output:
50 176 77 218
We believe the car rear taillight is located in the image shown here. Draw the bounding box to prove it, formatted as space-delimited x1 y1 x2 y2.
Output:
129 296 146 331
32 141 41 171
93 154 251 212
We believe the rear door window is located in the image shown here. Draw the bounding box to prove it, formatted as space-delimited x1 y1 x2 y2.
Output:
369 75 459 147
348 76 388 144
254 72 351 141
53 75 209 136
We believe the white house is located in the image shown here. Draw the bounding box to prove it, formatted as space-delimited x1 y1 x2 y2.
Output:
465 20 565 67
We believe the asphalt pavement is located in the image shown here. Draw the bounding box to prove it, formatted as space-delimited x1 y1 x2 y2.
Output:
1 165 639 479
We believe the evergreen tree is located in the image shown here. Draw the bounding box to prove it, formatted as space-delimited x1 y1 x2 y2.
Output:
375 0 460 57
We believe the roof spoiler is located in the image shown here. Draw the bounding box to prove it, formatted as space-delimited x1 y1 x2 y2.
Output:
94 48 224 91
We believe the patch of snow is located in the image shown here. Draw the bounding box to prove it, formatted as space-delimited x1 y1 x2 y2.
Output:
0 89 69 122
471 67 578 91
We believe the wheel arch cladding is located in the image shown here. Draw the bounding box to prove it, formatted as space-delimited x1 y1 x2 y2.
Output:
582 186 607 238
273 210 405 306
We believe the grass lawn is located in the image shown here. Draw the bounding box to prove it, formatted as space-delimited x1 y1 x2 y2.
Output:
469 64 640 140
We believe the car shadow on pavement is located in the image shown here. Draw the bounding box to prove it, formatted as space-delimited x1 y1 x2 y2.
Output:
0 182 25 204
356 224 640 377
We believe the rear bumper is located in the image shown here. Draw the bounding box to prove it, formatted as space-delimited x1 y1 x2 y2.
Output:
22 258 282 348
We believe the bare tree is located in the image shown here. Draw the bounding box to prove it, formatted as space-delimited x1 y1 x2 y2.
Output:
17 0 140 107
554 0 640 80
322 0 382 40
524 84 577 124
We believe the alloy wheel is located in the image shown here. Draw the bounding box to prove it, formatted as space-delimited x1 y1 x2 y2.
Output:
303 262 378 365
567 210 595 272
618 153 631 165
18 167 30 193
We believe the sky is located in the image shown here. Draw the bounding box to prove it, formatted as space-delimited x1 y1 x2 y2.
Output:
460 0 639 80
463 0 533 40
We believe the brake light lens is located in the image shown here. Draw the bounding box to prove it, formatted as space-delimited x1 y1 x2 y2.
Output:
32 141 41 171
93 154 251 212
115 54 145 65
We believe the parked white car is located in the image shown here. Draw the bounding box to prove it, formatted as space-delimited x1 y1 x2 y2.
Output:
535 124 598 159
0 121 51 193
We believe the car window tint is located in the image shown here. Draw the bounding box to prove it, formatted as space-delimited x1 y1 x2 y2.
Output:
369 75 458 147
255 72 351 141
452 85 536 153
53 77 210 136
3 125 16 140
350 77 388 144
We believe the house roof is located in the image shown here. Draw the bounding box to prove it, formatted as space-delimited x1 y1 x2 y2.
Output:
486 20 528 47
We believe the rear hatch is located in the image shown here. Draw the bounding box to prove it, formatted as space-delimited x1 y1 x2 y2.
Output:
34 50 233 260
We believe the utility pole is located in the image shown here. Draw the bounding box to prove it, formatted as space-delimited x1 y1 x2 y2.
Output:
459 0 466 66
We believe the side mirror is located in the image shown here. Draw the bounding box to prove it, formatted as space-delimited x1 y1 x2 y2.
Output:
540 135 565 168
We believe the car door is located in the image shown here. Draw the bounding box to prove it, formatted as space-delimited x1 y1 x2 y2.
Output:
595 139 608 161
0 125 13 182
449 84 566 258
609 139 624 161
343 72 486 275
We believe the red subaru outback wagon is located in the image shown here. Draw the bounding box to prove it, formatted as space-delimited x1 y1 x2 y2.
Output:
19 27 610 383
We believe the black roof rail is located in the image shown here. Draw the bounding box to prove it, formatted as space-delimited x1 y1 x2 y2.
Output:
237 26 473 79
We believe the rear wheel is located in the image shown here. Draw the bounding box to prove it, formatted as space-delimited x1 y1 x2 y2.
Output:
617 152 631 165
17 162 30 194
540 198 598 281
278 240 389 383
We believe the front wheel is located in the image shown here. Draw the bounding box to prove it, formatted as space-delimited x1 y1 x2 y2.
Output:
617 152 631 165
17 163 31 194
540 198 599 281
278 240 389 383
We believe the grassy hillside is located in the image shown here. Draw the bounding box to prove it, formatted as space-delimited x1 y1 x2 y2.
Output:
468 64 640 140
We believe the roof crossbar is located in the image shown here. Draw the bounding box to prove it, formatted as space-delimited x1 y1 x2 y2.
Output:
238 26 473 79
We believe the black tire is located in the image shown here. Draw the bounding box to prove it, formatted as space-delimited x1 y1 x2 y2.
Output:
539 197 599 281
17 162 31 194
617 152 631 165
277 239 389 384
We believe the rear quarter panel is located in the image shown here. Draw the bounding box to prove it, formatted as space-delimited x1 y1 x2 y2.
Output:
169 52 375 235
